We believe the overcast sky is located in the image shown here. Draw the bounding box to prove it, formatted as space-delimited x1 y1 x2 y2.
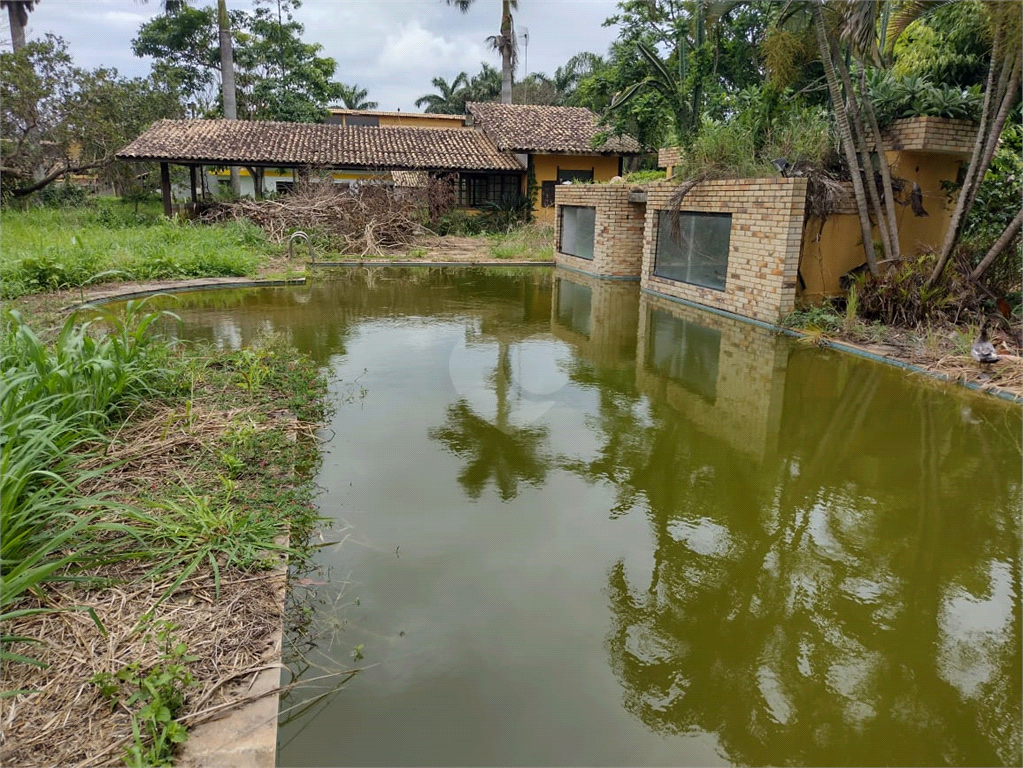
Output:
5 0 623 111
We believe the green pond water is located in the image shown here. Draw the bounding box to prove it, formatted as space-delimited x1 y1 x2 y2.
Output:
139 268 1021 766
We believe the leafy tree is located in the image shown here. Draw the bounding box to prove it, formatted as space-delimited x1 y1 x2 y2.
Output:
133 0 343 123
0 35 183 198
336 83 377 110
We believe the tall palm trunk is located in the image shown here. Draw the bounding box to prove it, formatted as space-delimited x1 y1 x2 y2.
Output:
217 0 241 196
5 1 27 51
927 9 1023 287
970 208 1023 281
812 0 879 277
500 0 514 104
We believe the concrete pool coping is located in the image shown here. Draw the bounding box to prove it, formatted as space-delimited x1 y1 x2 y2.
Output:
76 273 1020 406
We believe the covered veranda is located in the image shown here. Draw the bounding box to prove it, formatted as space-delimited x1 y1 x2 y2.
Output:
116 119 526 216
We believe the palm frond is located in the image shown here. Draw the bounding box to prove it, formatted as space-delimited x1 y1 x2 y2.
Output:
884 0 954 57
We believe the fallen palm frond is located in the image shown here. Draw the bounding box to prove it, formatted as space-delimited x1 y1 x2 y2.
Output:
923 353 1023 396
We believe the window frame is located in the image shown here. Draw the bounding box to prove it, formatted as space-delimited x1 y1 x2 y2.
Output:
558 204 597 260
653 210 732 292
455 173 522 209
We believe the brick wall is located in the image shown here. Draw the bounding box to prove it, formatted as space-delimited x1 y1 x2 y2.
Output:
879 117 978 157
657 147 684 173
635 292 789 462
641 177 808 324
550 268 640 369
554 184 646 278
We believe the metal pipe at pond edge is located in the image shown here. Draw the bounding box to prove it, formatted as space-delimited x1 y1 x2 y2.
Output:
289 231 313 264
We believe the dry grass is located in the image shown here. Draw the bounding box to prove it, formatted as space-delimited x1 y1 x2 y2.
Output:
0 564 282 768
0 335 333 766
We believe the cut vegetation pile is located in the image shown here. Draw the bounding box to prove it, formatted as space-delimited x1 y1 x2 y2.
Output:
0 300 337 767
198 182 429 257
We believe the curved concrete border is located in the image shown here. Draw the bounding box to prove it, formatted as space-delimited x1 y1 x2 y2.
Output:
71 276 306 312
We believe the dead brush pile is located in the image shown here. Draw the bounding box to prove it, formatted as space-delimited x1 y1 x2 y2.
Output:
198 181 435 256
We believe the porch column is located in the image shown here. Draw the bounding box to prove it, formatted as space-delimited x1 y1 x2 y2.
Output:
189 165 198 204
160 162 172 217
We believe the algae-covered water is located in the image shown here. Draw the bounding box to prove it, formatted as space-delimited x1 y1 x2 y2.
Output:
147 268 1022 767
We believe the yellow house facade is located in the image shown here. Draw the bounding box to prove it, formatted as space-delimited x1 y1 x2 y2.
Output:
466 103 640 220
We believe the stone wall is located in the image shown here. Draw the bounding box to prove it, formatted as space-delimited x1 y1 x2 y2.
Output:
641 177 808 324
635 292 789 462
554 184 646 278
657 147 685 178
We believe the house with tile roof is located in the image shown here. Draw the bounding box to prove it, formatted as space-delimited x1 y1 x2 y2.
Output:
116 107 639 216
466 103 641 220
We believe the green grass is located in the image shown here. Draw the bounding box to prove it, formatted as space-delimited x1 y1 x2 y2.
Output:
0 300 329 680
0 200 274 299
487 221 555 261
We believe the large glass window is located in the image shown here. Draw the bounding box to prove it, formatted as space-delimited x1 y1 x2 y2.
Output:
556 278 592 337
654 211 732 291
646 308 721 403
456 174 521 208
559 205 596 260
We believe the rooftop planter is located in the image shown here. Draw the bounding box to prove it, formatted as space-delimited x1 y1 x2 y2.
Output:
879 116 980 157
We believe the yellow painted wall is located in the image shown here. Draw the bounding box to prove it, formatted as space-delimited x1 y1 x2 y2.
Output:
798 149 965 300
375 114 466 129
531 153 622 221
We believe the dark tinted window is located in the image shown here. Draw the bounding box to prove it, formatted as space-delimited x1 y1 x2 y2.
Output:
654 211 731 291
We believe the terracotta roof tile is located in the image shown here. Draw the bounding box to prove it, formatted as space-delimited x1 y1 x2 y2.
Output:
117 120 523 172
467 103 641 154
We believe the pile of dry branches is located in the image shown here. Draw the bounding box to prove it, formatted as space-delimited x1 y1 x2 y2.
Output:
199 181 434 256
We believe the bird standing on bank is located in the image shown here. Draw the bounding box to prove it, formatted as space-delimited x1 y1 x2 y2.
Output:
971 320 1000 374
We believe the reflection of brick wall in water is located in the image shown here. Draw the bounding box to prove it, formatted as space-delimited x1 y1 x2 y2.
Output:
642 177 807 324
554 185 646 278
635 292 789 462
551 268 641 370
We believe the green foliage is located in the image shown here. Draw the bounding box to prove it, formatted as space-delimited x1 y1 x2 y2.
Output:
852 253 986 326
415 64 501 114
335 83 377 111
866 70 981 127
623 169 666 183
890 0 991 88
0 35 183 199
434 210 487 236
0 202 269 299
35 181 90 208
133 0 342 122
782 303 844 334
92 622 197 767
670 89 836 180
1 300 174 666
958 122 1023 293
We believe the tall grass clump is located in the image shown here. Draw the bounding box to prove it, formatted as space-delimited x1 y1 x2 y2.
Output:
0 300 177 662
0 201 270 299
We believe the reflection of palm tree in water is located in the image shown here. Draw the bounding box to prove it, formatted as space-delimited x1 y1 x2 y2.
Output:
595 362 1020 766
429 341 550 501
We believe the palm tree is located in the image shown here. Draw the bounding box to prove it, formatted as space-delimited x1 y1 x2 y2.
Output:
216 0 240 196
1 0 38 51
337 83 377 110
921 1 1023 286
447 0 518 104
414 72 469 114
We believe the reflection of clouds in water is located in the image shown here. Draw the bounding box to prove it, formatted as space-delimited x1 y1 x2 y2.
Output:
938 559 1015 699
667 517 733 558
449 336 575 429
